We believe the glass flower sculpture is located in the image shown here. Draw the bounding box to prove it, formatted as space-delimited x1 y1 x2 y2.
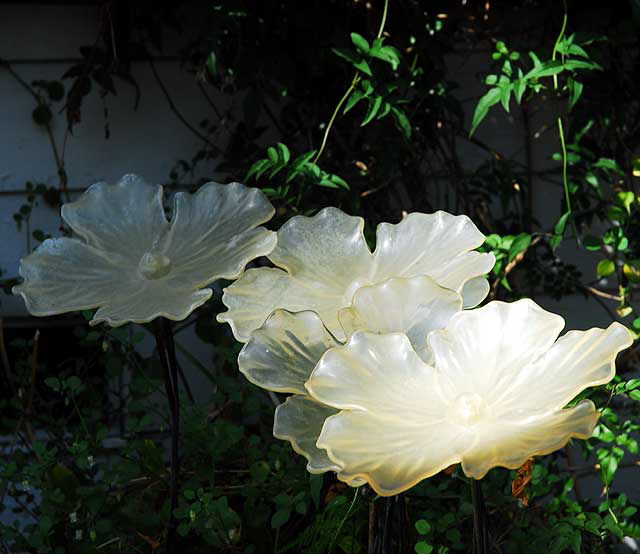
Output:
238 276 464 474
229 208 494 474
218 208 496 342
305 299 632 495
13 174 277 326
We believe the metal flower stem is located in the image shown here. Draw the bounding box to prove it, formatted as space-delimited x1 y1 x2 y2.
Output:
154 318 181 551
471 478 489 554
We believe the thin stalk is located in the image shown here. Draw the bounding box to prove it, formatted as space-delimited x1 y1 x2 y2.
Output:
153 318 181 551
471 479 488 554
312 0 389 164
551 2 579 243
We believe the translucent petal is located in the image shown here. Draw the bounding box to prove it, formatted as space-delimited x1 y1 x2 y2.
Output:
238 310 340 394
306 332 448 421
460 275 491 309
496 322 633 412
273 395 340 473
427 299 566 402
461 400 599 479
12 238 125 316
218 208 373 341
318 411 472 496
338 276 462 363
61 174 169 261
163 182 276 288
372 212 494 305
90 280 212 327
307 332 472 495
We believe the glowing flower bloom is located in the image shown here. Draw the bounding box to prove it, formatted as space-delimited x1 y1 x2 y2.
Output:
238 275 462 473
13 174 276 326
218 208 495 342
305 299 632 495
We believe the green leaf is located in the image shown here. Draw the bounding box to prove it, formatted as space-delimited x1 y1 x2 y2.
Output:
554 211 570 236
616 191 635 214
596 259 615 277
344 90 365 113
513 75 527 103
361 95 383 126
568 78 583 110
469 87 501 136
392 107 412 139
276 143 291 165
563 59 602 71
508 233 532 262
415 542 434 554
498 83 512 112
415 519 431 535
583 235 601 251
594 157 624 174
350 32 370 54
271 508 291 528
353 59 373 76
267 146 278 163
370 45 401 70
207 51 218 78
524 59 564 80
286 150 317 183
44 377 61 391
328 173 349 190
246 158 271 181
332 47 360 65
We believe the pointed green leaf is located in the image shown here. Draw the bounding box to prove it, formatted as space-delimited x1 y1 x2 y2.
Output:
470 87 501 136
391 107 411 139
361 95 383 126
350 32 370 54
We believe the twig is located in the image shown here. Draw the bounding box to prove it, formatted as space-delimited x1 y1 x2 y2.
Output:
582 285 622 302
148 58 220 153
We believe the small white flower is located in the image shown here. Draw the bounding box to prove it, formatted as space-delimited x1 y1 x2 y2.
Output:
238 275 463 473
75 529 83 541
69 512 77 524
218 208 495 342
305 299 632 495
13 174 276 326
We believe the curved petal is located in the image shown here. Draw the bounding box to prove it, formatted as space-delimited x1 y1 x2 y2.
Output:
163 182 276 288
238 310 340 394
218 208 373 341
371 212 494 303
338 276 462 363
427 299 566 402
306 332 448 421
461 400 599 479
307 332 473 495
273 395 340 474
497 322 632 413
12 237 126 316
318 411 472 496
61 174 169 261
460 275 491 309
90 281 212 327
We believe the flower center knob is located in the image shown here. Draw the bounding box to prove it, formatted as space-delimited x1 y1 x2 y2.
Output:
138 252 172 279
451 392 486 425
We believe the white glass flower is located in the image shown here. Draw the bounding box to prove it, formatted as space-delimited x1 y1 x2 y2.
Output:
13 174 277 326
217 208 495 342
238 275 462 473
305 299 632 495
